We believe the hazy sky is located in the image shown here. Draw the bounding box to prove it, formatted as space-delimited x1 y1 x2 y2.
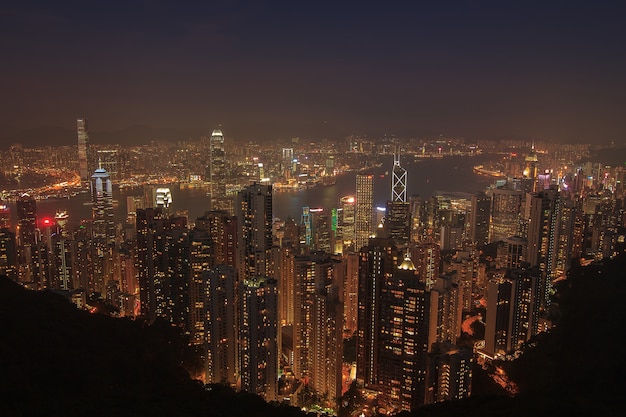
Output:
2 1 625 143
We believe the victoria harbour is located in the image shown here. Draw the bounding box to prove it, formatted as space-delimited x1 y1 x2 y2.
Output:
7 153 495 228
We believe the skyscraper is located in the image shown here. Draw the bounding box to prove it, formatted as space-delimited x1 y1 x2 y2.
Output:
210 129 229 212
91 167 116 294
489 187 523 242
355 174 374 251
77 118 89 182
235 183 273 282
391 148 407 203
238 276 278 401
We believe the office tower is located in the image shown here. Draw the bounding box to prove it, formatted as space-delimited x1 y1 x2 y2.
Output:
0 199 9 229
155 187 173 213
235 183 273 282
427 343 473 404
523 145 539 192
238 276 278 401
195 210 237 267
385 199 411 248
338 195 356 253
77 118 90 182
489 188 523 242
523 187 559 310
378 251 430 412
210 129 229 212
468 192 490 247
205 265 237 386
91 168 116 294
16 193 37 248
0 228 17 280
355 174 374 251
301 207 332 253
409 196 428 243
357 235 431 411
391 149 407 203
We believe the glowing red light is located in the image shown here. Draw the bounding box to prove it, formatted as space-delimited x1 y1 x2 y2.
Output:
42 218 52 226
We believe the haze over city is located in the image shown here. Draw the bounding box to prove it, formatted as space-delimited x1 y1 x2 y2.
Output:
2 1 626 146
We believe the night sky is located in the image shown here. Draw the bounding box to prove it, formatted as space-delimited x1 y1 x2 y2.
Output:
2 1 625 144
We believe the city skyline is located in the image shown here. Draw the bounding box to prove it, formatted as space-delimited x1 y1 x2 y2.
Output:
2 1 626 146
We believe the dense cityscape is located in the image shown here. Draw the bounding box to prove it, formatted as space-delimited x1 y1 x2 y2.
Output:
1 119 624 415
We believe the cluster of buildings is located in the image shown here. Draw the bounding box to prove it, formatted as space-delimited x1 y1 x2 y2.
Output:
1 119 625 414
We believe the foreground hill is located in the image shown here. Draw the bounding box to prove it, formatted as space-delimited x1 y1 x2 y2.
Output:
0 277 306 417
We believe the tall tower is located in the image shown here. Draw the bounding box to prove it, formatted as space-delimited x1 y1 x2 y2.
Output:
355 174 374 251
91 168 115 294
235 183 273 282
210 129 229 212
77 118 90 182
391 148 407 203
16 193 37 248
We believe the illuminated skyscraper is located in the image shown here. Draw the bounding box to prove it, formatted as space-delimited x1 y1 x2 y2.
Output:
391 148 407 203
489 188 523 242
77 118 89 182
16 193 37 248
91 168 115 294
238 276 278 401
235 183 273 282
210 129 229 212
355 174 374 251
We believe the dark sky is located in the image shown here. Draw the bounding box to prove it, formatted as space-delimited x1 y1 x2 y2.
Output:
2 1 625 144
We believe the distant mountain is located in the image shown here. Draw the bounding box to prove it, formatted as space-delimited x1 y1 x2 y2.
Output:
0 125 208 148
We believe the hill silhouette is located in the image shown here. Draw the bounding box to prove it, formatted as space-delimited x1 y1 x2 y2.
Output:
0 278 307 417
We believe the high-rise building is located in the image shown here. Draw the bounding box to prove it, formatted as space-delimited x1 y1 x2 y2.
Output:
468 192 490 246
16 193 37 248
0 228 17 280
91 168 116 294
391 149 407 203
77 118 90 182
155 188 173 213
210 129 229 212
205 265 237 386
238 276 278 401
355 174 374 251
523 187 559 310
195 210 237 267
489 188 523 242
426 343 473 404
235 183 273 282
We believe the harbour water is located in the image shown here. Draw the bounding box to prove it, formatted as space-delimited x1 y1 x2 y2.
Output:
6 154 497 228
